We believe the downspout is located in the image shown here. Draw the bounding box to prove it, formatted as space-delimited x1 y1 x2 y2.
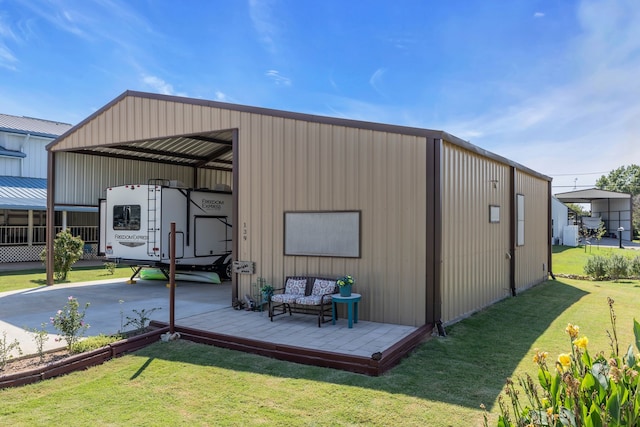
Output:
509 166 516 296
548 180 556 280
46 150 55 286
426 138 444 333
21 133 30 177
433 138 444 334
231 129 239 304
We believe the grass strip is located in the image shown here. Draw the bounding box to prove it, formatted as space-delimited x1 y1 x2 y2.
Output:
1 278 638 426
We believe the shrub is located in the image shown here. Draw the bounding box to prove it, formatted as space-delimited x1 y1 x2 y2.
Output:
71 334 122 354
27 323 50 364
104 262 116 275
487 298 640 426
50 296 90 351
630 256 640 278
124 307 161 333
607 254 629 281
0 331 22 370
584 255 608 280
40 230 85 281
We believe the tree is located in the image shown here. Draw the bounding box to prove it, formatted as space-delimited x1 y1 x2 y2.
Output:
596 164 640 239
595 164 640 195
40 230 85 281
565 202 590 217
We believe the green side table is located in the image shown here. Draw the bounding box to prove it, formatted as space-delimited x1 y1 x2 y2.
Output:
332 293 361 328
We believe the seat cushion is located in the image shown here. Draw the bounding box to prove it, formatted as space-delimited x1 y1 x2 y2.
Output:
271 293 299 304
295 294 332 306
311 279 336 296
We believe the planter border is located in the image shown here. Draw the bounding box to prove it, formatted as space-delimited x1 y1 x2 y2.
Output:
0 327 168 389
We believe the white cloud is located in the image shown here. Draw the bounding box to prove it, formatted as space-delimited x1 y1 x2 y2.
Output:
141 75 175 95
0 16 19 70
534 12 545 18
441 0 640 187
215 91 230 102
265 69 291 86
369 68 387 96
0 45 17 70
249 0 280 53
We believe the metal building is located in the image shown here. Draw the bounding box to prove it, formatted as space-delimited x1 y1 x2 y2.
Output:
0 114 97 262
555 188 633 242
46 91 551 327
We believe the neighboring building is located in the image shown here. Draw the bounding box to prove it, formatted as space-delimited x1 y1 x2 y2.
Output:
555 188 633 242
47 91 552 328
551 196 569 245
0 113 96 262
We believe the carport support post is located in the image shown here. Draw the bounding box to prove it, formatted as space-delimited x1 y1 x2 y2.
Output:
169 222 176 334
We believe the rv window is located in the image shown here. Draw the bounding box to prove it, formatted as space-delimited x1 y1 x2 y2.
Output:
113 205 141 230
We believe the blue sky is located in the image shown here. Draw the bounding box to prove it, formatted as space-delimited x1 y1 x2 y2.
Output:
0 0 638 192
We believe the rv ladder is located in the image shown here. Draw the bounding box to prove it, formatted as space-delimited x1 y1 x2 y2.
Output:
147 185 159 256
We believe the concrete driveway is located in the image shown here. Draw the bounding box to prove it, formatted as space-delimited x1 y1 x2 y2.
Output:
0 277 231 356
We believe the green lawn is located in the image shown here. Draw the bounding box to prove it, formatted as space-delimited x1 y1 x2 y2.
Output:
552 244 638 276
2 277 639 426
0 265 133 293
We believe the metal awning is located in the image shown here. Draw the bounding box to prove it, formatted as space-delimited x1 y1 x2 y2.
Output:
62 130 234 172
554 188 631 203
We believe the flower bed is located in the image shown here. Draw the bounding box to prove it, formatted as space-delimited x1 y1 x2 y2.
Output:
0 326 168 389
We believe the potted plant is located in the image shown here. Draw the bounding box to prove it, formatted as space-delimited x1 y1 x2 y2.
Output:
260 284 274 301
336 275 355 297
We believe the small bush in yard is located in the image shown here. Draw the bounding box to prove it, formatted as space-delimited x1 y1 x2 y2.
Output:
0 331 22 370
104 262 116 275
50 296 90 351
40 230 84 281
607 254 629 281
27 323 50 363
71 334 122 354
487 298 640 427
584 255 608 280
124 307 161 333
630 256 640 277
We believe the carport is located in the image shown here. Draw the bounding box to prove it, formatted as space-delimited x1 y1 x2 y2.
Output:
42 91 434 374
555 188 633 241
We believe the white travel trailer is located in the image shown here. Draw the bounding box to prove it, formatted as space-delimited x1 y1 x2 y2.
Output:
100 181 232 279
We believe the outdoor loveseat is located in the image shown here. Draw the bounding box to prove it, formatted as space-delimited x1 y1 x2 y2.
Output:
268 276 338 327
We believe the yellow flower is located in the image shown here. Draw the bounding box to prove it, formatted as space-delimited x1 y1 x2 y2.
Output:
573 336 588 350
565 323 580 339
558 353 572 369
532 350 549 364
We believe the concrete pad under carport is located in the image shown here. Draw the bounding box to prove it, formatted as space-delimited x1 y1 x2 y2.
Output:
0 278 231 356
2 275 426 376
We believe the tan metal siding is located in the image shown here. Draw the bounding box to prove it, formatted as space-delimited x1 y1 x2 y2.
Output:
440 142 512 324
514 170 549 291
54 152 198 205
52 94 429 325
235 114 428 326
196 169 233 190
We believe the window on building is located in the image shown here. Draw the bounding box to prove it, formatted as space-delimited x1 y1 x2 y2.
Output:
517 194 525 246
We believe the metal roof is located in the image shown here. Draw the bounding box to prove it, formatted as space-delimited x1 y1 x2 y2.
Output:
0 113 72 138
0 176 47 210
555 188 632 203
0 176 96 211
48 90 551 181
